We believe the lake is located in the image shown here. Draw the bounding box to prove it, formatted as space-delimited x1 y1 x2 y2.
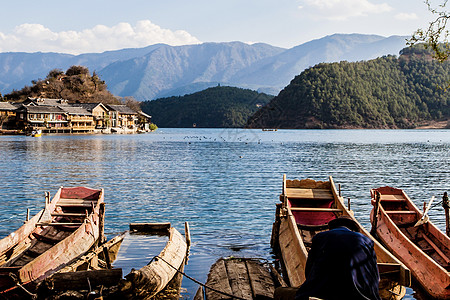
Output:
0 128 449 299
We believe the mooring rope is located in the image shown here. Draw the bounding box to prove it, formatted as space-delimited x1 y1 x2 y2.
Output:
152 255 251 300
6 273 37 299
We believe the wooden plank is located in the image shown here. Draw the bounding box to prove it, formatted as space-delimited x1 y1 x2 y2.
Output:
286 188 333 200
51 213 86 217
289 207 342 212
48 268 122 290
56 203 93 208
225 259 252 300
422 234 450 264
278 216 306 286
205 259 233 300
380 195 405 201
385 210 416 214
129 222 170 234
58 199 97 205
245 260 275 299
37 222 83 226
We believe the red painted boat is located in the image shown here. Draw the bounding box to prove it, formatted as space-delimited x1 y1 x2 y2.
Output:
371 186 450 299
271 175 410 300
0 186 104 296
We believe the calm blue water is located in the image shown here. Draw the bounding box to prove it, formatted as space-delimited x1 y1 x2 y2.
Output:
0 128 449 299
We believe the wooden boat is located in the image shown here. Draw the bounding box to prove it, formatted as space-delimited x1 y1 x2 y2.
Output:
271 175 411 300
39 223 189 299
0 186 104 296
194 257 283 300
370 186 450 299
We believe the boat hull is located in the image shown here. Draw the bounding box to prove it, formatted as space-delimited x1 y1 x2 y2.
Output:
272 176 410 300
0 186 104 296
371 187 450 299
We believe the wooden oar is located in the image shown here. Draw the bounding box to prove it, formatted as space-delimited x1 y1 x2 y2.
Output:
414 196 435 227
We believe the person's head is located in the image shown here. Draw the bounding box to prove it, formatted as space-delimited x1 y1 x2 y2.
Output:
328 215 360 232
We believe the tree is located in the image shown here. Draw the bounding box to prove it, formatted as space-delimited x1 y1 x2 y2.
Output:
66 65 90 76
409 0 449 62
124 96 141 112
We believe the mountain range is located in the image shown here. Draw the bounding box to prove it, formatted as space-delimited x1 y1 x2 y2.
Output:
0 34 408 100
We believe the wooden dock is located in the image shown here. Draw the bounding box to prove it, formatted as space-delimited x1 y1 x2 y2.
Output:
195 257 282 300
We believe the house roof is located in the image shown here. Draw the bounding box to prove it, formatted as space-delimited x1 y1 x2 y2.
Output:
106 104 137 114
71 103 109 112
138 111 152 119
60 106 92 115
23 98 70 106
17 105 66 113
0 102 17 111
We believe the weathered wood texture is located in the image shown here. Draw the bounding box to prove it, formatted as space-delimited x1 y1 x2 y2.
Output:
205 258 275 300
58 233 125 273
273 176 410 300
121 226 187 299
129 222 171 234
194 286 205 300
47 268 122 290
371 186 450 299
0 186 104 295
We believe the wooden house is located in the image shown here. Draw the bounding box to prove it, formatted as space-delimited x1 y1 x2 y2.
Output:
60 106 95 133
0 102 18 129
137 111 152 131
71 103 110 129
15 105 70 132
105 104 138 129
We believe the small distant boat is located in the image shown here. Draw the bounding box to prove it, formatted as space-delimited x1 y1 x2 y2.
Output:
371 186 450 299
262 128 277 131
31 129 41 137
271 175 410 299
0 186 104 297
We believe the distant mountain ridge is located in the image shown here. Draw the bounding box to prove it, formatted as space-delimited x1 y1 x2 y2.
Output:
0 34 408 100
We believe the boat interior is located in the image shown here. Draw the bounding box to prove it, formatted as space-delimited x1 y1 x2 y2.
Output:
284 179 342 251
375 188 450 271
0 188 100 269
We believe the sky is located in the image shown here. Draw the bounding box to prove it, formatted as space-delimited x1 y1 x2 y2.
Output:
0 0 441 55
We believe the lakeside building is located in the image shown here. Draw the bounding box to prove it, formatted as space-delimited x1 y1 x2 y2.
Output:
0 102 18 130
0 97 150 134
105 104 139 130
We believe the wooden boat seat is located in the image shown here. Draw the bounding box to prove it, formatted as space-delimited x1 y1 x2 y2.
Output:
285 188 334 200
290 207 342 212
51 213 87 217
385 210 416 214
37 222 84 226
421 234 450 264
379 195 405 202
57 203 95 208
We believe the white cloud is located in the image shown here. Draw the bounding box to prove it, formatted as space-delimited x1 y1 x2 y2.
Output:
0 20 201 54
395 13 418 21
300 0 392 21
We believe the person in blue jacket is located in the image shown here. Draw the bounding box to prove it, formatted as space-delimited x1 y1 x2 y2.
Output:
275 215 381 300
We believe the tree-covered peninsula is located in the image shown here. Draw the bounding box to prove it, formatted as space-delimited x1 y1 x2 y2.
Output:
246 46 449 129
141 86 273 128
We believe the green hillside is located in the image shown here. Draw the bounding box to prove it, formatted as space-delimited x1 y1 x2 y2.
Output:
141 86 273 128
246 46 449 129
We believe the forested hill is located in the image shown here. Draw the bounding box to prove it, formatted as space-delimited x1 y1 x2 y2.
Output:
246 47 450 129
141 86 273 128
